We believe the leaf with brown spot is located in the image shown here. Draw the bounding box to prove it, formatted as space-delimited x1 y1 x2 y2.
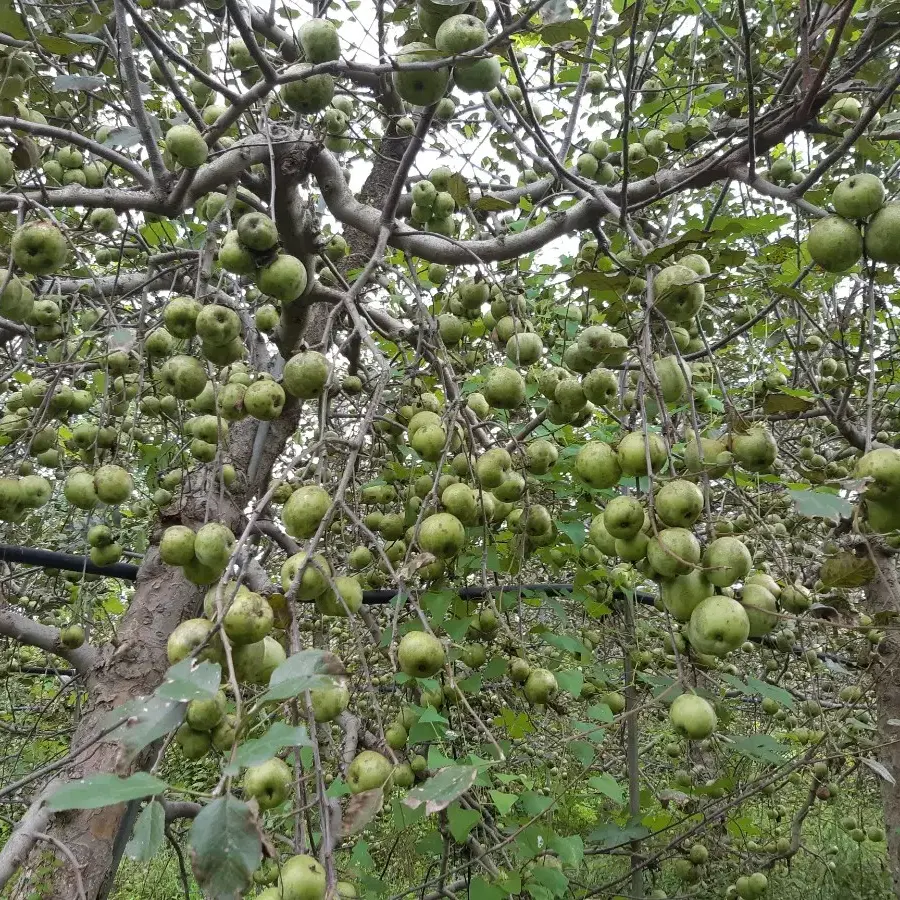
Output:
339 788 384 838
820 552 876 589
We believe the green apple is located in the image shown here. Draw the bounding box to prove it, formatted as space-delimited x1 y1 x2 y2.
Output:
282 484 331 538
832 173 885 219
310 680 350 722
11 221 68 275
524 668 557 705
279 854 326 900
398 631 445 677
347 750 393 794
669 693 716 739
741 584 778 637
243 757 292 810
575 442 622 489
653 265 705 321
618 431 667 476
483 367 525 409
807 215 862 272
186 690 227 731
166 618 221 665
224 591 274 645
283 350 329 399
175 723 211 759
655 479 704 528
688 595 750 657
243 379 286 420
603 495 644 539
166 124 209 168
864 203 900 264
418 512 465 558
702 536 752 587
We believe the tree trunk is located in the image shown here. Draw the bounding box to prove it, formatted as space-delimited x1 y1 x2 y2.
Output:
7 132 406 899
863 547 900 897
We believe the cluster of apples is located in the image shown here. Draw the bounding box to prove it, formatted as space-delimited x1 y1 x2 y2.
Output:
0 220 68 325
218 212 309 305
407 168 460 238
808 172 900 272
394 7 503 107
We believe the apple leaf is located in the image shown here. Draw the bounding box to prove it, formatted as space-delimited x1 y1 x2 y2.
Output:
556 669 583 698
262 650 342 702
447 803 481 842
820 552 876 589
588 774 624 805
224 722 311 775
403 766 479 814
788 488 852 520
102 695 187 754
729 734 791 764
340 788 384 837
0 0 30 39
156 658 221 702
125 800 165 862
53 74 106 92
189 795 262 900
47 772 167 811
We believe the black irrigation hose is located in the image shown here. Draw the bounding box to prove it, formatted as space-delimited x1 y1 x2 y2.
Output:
0 544 141 582
1 544 861 668
0 544 644 604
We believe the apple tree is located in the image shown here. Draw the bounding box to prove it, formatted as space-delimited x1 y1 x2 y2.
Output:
1 0 900 898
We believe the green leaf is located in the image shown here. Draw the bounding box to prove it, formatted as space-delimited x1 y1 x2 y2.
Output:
470 876 509 900
555 519 586 548
521 792 554 816
447 172 470 209
729 734 791 764
568 740 595 765
763 392 816 414
494 709 533 738
723 674 796 710
540 18 589 44
588 820 651 848
548 833 583 866
448 803 481 842
820 552 877 589
528 863 568 897
156 658 221 702
189 796 262 900
556 669 583 698
788 488 852 520
48 773 167 811
588 773 624 805
103 695 187 754
474 195 515 212
482 656 508 679
140 220 178 247
102 126 144 148
0 0 29 38
404 766 479 813
422 589 454 622
262 650 340 702
125 800 165 862
489 790 518 815
224 722 311 775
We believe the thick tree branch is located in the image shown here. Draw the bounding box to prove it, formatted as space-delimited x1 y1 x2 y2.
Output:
0 603 96 673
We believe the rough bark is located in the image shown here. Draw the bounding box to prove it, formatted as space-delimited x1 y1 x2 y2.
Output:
863 546 900 897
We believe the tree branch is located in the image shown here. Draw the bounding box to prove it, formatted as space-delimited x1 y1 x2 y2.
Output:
0 603 96 673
